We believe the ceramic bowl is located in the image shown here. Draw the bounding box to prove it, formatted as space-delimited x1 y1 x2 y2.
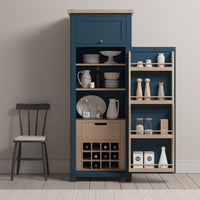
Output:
104 72 120 80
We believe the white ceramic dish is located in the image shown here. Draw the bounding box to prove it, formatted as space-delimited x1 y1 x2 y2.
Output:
104 72 120 80
100 51 122 64
76 95 106 117
105 79 119 88
83 54 100 64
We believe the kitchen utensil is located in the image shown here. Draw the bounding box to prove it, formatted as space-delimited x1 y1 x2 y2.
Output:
76 95 106 117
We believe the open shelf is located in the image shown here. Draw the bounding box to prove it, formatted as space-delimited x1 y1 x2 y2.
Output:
130 100 173 104
76 88 126 91
131 63 172 65
129 134 173 139
129 167 174 173
130 67 172 71
76 63 126 66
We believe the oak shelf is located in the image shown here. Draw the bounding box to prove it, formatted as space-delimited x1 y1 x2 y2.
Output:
76 88 126 91
76 63 126 66
130 100 174 104
130 67 172 71
129 134 173 139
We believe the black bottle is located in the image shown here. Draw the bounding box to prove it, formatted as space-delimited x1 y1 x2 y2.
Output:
95 67 101 88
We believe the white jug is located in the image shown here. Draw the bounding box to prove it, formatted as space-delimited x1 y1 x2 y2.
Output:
77 70 91 88
106 99 119 119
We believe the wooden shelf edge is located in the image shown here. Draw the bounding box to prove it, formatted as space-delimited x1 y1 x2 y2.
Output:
129 135 173 139
76 63 126 66
130 100 174 105
130 67 172 71
76 88 126 91
128 168 174 173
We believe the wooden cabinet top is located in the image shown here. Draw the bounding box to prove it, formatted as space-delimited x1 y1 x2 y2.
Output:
68 9 134 15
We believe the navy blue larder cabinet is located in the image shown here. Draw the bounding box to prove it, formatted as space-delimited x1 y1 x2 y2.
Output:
69 10 176 181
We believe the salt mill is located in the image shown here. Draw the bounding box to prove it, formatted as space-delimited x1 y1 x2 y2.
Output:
144 78 151 100
136 78 143 100
158 82 165 100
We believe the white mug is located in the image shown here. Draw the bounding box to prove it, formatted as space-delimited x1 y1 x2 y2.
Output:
90 82 95 88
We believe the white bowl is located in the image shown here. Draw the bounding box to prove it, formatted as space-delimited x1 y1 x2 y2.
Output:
104 72 120 80
83 54 100 63
100 51 122 64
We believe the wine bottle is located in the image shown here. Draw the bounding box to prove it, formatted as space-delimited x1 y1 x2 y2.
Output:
95 67 101 88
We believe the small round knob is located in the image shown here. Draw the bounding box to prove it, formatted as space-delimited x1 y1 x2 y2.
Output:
99 40 103 44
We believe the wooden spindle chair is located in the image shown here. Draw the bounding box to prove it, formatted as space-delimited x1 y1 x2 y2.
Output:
11 103 50 181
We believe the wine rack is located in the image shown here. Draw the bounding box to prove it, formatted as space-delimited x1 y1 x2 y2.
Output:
82 142 120 170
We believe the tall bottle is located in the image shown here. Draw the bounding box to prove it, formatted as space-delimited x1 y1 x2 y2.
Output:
158 82 165 100
158 146 168 168
136 78 143 100
82 98 91 119
144 78 151 100
95 67 101 88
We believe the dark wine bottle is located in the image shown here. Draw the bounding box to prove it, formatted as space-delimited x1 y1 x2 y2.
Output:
95 67 101 88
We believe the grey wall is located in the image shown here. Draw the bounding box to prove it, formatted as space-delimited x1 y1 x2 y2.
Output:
0 0 199 173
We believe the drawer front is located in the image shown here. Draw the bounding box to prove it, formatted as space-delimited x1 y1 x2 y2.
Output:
76 15 127 45
81 122 121 139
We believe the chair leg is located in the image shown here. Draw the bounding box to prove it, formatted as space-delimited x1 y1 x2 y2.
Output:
41 143 48 181
16 142 22 175
11 143 18 181
44 143 49 175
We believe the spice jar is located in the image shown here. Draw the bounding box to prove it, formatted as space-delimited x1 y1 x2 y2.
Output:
145 118 152 134
136 118 144 134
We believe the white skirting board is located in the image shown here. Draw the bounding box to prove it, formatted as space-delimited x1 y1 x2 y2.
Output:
0 160 200 173
0 159 69 173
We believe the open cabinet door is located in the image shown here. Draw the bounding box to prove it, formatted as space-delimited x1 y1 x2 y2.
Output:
128 47 176 173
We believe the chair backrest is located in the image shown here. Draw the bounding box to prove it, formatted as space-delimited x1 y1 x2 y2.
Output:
16 103 50 136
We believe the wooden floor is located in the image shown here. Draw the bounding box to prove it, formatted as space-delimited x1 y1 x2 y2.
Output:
1 174 200 199
0 173 200 190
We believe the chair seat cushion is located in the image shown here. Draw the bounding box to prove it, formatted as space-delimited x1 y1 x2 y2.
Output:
14 136 46 142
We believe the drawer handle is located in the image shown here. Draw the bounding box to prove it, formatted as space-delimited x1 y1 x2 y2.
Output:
99 40 103 44
94 123 107 126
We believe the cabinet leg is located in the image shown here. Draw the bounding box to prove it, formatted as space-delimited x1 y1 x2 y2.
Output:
126 173 132 182
70 174 76 182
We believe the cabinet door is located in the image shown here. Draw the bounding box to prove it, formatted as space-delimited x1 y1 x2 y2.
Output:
76 15 127 45
128 47 176 173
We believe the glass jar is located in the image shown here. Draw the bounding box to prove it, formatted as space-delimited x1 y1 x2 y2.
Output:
145 118 152 134
136 118 144 134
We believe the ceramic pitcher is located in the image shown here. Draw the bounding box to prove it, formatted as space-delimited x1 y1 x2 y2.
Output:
77 70 91 88
106 99 119 119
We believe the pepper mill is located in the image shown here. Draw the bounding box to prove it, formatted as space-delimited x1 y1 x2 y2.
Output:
158 82 165 100
136 78 143 100
144 78 151 100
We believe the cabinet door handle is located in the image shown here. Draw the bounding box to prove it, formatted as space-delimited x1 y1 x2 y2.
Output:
94 123 107 126
99 40 103 44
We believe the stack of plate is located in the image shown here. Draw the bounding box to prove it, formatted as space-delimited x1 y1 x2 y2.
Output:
105 79 119 88
83 54 99 63
104 72 120 88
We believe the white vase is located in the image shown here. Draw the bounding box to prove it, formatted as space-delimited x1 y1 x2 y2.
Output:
157 53 165 67
144 78 151 100
136 78 143 100
158 82 165 100
106 99 119 119
77 70 91 88
158 146 168 168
